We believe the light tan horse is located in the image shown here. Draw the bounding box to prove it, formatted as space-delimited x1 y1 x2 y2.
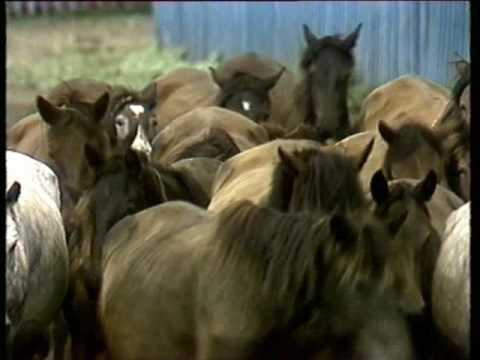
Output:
355 75 450 131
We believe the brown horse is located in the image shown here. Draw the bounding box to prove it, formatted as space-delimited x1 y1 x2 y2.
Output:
334 130 464 235
294 287 414 360
288 24 362 142
378 121 446 184
63 149 215 360
211 52 297 129
209 66 285 124
151 106 269 165
43 77 158 154
149 68 219 135
208 138 373 214
368 170 444 360
378 119 469 202
98 195 418 360
7 95 113 235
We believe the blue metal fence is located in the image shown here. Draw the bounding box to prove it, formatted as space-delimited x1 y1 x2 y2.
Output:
153 1 470 87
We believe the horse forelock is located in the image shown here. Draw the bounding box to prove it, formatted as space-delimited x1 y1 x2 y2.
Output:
301 35 354 70
386 183 431 219
294 151 365 213
273 149 365 214
386 123 444 161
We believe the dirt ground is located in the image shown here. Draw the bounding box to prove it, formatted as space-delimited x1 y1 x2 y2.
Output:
6 11 154 128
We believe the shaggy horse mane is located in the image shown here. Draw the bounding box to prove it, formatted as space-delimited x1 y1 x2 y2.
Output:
211 201 377 317
271 148 366 215
385 122 444 160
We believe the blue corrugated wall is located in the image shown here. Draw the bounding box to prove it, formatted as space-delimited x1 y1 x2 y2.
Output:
153 1 470 87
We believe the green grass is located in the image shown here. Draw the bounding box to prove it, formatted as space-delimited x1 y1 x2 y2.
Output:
8 45 220 91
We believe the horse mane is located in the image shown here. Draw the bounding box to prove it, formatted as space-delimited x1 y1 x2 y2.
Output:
386 122 444 160
271 148 366 214
439 111 470 161
451 65 470 104
379 182 431 219
212 201 378 318
212 201 329 309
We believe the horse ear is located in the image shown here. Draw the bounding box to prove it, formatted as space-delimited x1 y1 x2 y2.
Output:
6 181 21 204
370 170 390 205
351 138 374 171
209 67 226 89
378 120 397 144
388 210 408 234
455 60 470 79
36 96 66 125
303 24 317 46
343 23 362 50
138 82 158 107
278 147 305 176
330 213 356 247
84 144 104 171
262 67 285 91
93 92 110 123
413 170 437 203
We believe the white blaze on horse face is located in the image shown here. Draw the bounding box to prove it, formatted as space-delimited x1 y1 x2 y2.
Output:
242 100 251 112
129 104 145 117
131 123 152 158
115 114 130 140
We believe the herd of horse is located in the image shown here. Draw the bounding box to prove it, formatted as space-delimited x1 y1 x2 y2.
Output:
5 23 470 360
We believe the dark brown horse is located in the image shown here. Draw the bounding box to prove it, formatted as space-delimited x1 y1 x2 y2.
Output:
98 196 415 360
289 24 362 142
63 148 214 360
